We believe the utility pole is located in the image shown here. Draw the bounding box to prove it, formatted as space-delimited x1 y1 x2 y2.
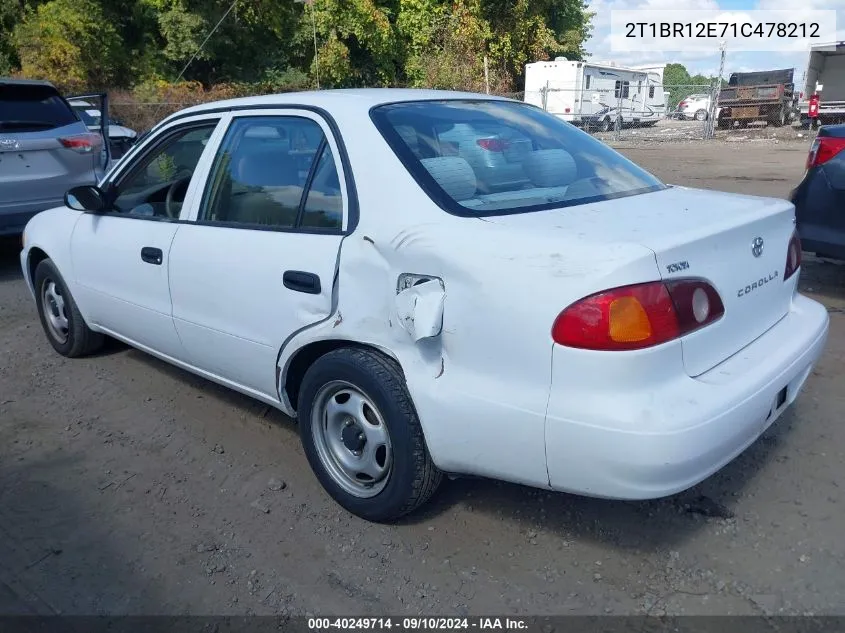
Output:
483 55 490 94
707 41 726 139
295 0 319 89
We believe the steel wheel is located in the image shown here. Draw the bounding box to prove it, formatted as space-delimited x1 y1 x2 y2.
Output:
41 279 69 344
311 380 393 498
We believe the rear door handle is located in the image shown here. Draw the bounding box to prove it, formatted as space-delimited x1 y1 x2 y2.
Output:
283 270 321 295
141 247 163 265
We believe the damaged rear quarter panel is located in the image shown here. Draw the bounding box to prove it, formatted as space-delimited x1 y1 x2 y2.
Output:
277 105 662 488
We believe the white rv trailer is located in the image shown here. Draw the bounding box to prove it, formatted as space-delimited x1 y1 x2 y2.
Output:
524 59 667 130
798 41 845 126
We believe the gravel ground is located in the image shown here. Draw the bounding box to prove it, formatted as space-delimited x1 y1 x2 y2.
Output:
1 140 844 617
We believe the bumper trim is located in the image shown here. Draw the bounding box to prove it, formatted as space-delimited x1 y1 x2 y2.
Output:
545 294 829 499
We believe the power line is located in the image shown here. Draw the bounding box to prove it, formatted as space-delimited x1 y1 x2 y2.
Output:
152 0 240 119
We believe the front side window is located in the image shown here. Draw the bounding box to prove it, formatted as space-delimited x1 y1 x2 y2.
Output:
370 100 665 217
111 123 217 218
200 115 343 230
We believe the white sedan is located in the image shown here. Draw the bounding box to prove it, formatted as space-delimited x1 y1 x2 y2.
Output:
20 89 829 521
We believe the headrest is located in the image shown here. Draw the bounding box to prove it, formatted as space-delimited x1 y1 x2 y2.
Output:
420 157 476 201
522 149 578 188
236 149 298 187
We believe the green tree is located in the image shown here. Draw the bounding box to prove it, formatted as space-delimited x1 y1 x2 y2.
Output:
310 0 401 87
663 62 715 109
13 0 127 90
4 0 593 96
0 0 23 74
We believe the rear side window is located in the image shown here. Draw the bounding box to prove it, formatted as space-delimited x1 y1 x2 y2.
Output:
200 115 343 231
0 84 77 132
370 100 665 217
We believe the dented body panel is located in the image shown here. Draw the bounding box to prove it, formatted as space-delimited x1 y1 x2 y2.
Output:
20 88 831 502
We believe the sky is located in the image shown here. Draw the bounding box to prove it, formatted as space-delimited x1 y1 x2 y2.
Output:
583 0 845 87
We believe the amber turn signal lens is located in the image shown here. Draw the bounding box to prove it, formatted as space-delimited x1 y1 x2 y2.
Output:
608 296 652 343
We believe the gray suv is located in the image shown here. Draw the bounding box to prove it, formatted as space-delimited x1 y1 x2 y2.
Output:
1 79 109 236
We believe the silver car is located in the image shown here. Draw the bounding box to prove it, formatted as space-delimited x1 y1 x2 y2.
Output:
436 122 533 192
1 79 108 236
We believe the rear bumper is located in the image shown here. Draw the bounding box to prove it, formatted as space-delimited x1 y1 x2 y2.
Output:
0 200 60 236
545 293 829 499
792 169 845 261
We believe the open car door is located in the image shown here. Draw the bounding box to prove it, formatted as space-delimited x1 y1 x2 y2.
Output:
66 92 112 172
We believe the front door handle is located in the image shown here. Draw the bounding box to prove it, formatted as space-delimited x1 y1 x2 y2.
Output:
141 247 163 265
283 270 321 295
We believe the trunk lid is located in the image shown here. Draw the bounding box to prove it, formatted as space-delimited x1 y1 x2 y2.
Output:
0 124 97 206
481 186 797 376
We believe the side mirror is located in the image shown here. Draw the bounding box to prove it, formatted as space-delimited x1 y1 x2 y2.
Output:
65 185 107 213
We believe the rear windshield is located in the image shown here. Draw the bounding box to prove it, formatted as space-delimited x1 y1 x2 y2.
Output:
370 100 665 216
0 84 78 132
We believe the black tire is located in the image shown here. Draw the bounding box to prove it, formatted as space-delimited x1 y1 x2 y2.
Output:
771 107 786 127
34 258 104 357
298 347 443 522
599 116 612 133
717 118 730 130
694 109 708 121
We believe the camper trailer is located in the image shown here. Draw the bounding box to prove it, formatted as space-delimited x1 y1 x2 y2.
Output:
524 59 667 130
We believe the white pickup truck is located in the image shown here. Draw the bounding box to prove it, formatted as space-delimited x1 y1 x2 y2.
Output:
798 41 845 127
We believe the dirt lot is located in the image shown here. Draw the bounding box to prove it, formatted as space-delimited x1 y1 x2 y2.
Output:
2 139 845 617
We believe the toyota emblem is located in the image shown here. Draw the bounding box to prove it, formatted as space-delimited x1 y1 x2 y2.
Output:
751 237 764 258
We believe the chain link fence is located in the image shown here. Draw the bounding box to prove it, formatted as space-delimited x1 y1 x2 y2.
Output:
516 84 716 142
110 82 806 148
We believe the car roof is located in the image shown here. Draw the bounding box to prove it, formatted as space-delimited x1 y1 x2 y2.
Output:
0 77 58 89
156 88 509 129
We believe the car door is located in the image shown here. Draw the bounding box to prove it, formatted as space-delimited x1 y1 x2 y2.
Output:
71 115 224 357
169 110 349 400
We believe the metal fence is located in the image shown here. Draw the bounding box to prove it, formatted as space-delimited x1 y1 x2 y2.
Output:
110 82 805 146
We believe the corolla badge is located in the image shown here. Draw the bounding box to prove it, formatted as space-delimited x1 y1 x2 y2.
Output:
0 137 20 150
751 236 764 258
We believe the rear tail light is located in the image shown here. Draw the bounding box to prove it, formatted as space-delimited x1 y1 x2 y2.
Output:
784 229 802 281
476 138 510 152
59 133 103 154
807 136 845 169
552 279 724 351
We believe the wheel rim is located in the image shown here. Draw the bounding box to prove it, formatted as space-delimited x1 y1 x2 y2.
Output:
41 279 69 344
311 381 393 498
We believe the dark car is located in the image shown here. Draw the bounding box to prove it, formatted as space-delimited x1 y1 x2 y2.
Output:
0 79 109 236
791 124 845 260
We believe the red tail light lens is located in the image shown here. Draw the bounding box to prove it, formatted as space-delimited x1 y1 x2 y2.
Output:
807 137 845 169
59 133 103 154
476 138 509 152
784 230 802 281
552 279 724 351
